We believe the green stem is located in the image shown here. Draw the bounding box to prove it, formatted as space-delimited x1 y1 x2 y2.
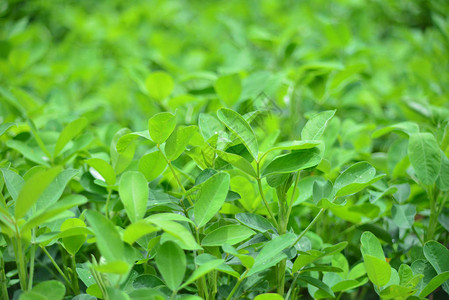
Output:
14 226 27 291
426 186 437 241
28 241 35 290
157 144 194 207
41 247 73 293
285 273 299 300
256 177 278 227
104 188 112 219
1 257 9 300
293 208 326 245
226 270 248 300
412 225 424 246
285 172 300 233
277 259 286 296
71 255 80 295
170 290 177 300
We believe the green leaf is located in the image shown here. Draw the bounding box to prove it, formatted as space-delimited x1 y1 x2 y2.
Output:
94 261 130 274
391 204 416 229
235 213 276 232
214 73 241 105
60 218 87 255
372 122 419 138
301 110 336 140
201 225 255 246
146 213 195 226
408 133 441 185
138 151 167 182
119 171 149 223
22 195 88 231
54 117 88 158
86 210 125 262
155 241 186 291
423 241 449 293
419 271 449 297
261 148 322 177
216 150 257 178
145 71 174 101
248 233 296 276
6 140 50 166
379 284 415 299
333 162 383 198
0 122 15 137
198 113 225 141
298 275 335 298
165 126 197 161
332 279 366 292
194 172 230 228
147 219 201 250
254 293 284 300
180 259 224 288
363 254 391 287
436 152 449 191
123 220 159 245
196 253 240 278
148 112 177 144
292 251 323 273
1 168 24 202
15 167 62 219
86 158 116 186
360 231 385 260
217 108 258 160
19 280 66 300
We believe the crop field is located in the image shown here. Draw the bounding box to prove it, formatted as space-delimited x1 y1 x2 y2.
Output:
1 0 449 299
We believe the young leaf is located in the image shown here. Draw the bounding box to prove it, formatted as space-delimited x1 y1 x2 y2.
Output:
372 122 419 138
194 172 230 228
19 280 65 300
180 259 224 288
155 241 186 291
391 204 416 229
1 168 24 202
363 255 391 287
148 112 177 144
86 158 116 186
247 233 296 276
235 213 276 232
261 148 322 177
123 220 159 245
301 110 336 140
119 171 149 223
436 152 449 191
54 117 88 158
298 275 335 298
423 241 449 293
138 151 167 182
145 71 174 101
201 225 255 246
216 150 257 178
254 293 284 300
214 73 241 105
165 125 197 161
333 162 383 198
15 167 62 219
147 219 201 250
217 108 258 160
60 218 87 255
419 271 449 297
408 133 441 185
360 231 385 260
198 113 224 141
22 195 88 231
85 210 125 262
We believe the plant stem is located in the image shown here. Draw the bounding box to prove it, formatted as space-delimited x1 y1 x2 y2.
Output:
256 163 278 227
41 247 73 293
157 144 194 206
285 273 299 300
293 208 326 245
426 186 437 241
28 242 35 290
71 255 80 295
277 259 286 296
14 233 27 291
1 257 9 300
285 172 300 232
104 188 112 219
226 270 248 300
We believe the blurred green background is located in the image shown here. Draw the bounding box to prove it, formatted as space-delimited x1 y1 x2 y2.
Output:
1 0 448 134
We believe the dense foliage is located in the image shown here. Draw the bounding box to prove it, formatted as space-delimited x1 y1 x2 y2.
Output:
1 0 449 299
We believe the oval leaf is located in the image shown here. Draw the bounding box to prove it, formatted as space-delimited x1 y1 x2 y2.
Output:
119 171 149 223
